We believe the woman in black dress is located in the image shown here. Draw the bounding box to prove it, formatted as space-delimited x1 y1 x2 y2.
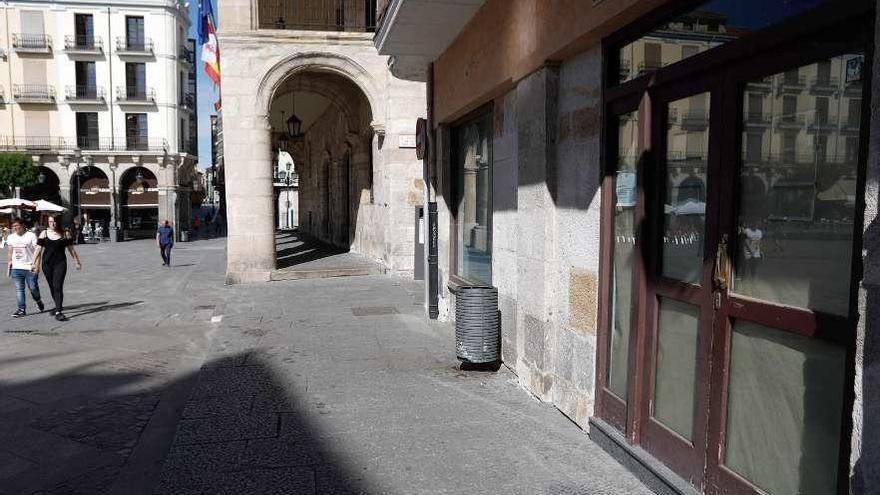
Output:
33 215 82 321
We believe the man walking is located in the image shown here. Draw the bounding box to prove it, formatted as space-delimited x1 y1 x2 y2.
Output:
157 220 174 267
6 218 44 318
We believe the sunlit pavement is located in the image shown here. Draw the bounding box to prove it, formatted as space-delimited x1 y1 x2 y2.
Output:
0 238 650 494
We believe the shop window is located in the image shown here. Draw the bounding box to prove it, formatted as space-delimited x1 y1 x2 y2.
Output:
452 110 493 285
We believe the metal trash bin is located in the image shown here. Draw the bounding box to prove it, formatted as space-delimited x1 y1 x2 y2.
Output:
180 230 190 242
455 285 500 363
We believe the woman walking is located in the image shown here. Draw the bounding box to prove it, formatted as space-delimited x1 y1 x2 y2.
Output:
33 215 81 321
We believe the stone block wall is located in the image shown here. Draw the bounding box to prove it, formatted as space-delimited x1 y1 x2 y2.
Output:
435 47 603 429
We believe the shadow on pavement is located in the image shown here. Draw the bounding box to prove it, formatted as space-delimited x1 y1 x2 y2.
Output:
154 350 369 494
66 301 144 319
275 232 348 270
0 350 372 494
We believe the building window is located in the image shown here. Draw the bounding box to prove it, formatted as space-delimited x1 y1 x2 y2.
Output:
452 110 493 285
125 16 145 49
125 62 146 98
74 14 94 48
126 113 148 151
75 61 96 98
76 113 99 150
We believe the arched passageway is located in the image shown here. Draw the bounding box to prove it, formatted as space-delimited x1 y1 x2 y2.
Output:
268 70 374 253
71 165 111 238
21 166 63 206
120 167 159 239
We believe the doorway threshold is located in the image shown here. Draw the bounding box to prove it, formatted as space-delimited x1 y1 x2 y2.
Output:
589 417 701 495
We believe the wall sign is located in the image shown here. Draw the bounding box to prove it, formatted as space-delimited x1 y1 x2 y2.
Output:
399 134 417 149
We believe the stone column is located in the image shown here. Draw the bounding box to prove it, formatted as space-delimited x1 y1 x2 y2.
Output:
224 109 275 283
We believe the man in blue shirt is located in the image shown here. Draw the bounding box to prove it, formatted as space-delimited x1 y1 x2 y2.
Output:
156 220 174 267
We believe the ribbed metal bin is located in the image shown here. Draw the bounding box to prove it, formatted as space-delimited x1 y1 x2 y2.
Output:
455 286 500 363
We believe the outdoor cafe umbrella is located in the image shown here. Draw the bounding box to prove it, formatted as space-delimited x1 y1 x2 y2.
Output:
0 198 36 209
35 199 66 212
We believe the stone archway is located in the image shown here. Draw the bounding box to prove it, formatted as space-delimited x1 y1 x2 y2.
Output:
21 166 62 206
224 51 384 283
71 165 112 240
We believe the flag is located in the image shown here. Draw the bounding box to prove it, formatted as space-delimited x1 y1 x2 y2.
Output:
199 0 221 110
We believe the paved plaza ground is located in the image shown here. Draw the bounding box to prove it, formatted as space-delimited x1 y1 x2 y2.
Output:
0 237 651 494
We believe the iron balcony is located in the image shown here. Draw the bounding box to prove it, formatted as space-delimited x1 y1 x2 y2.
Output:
66 85 106 103
12 33 52 52
0 136 169 153
13 84 56 103
116 86 156 104
259 0 378 32
116 37 154 55
64 35 103 53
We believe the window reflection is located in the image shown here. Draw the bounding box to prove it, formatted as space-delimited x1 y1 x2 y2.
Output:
663 93 710 284
736 54 863 316
607 111 640 401
618 0 834 84
454 112 493 285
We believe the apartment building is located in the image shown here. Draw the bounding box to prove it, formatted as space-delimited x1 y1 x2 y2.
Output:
0 0 198 240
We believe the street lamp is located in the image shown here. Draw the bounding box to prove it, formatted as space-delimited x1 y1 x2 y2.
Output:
285 162 292 229
135 167 144 182
73 149 83 243
37 170 46 184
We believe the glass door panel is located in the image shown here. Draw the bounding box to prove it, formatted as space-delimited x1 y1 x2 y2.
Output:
734 54 864 316
724 320 846 495
607 110 641 401
663 93 710 284
652 298 700 441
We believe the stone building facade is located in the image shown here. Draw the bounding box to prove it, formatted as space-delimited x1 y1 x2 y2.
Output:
217 0 425 284
377 1 879 494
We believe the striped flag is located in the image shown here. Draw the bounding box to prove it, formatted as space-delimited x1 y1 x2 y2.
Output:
199 0 221 110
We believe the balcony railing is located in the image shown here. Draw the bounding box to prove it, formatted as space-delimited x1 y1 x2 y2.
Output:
637 60 665 75
680 110 709 129
64 35 103 52
775 114 807 128
116 37 154 54
258 0 378 32
66 85 106 102
116 86 156 103
810 76 840 92
808 115 839 132
13 84 56 103
744 112 771 125
0 135 169 153
12 33 52 51
179 44 194 64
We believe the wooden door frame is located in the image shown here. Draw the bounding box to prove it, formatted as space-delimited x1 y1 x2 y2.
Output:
595 1 874 494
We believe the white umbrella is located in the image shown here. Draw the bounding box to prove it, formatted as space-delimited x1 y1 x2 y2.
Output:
673 199 706 216
0 208 14 214
0 198 36 208
35 199 66 212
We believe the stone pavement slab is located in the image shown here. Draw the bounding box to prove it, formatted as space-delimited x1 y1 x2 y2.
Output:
154 273 653 495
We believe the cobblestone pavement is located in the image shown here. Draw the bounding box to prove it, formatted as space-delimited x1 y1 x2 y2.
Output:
1 237 651 494
0 238 226 495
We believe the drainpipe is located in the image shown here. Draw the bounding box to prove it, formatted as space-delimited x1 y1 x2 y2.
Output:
6 5 15 138
107 7 114 149
426 62 438 319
